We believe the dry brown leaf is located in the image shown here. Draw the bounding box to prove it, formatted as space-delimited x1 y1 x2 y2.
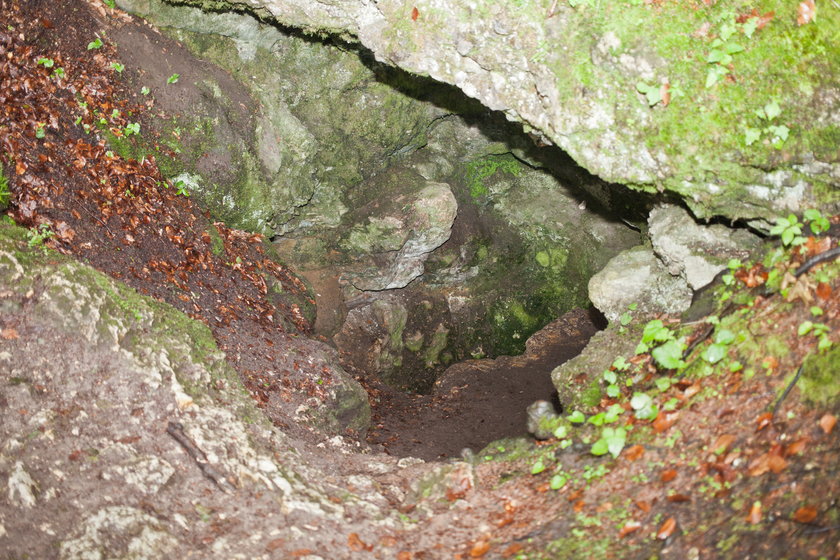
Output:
656 517 677 540
819 413 837 434
797 0 816 25
469 540 490 557
667 493 691 503
635 500 652 513
755 412 773 431
347 533 372 552
793 505 818 523
410 6 420 21
815 282 832 300
747 501 762 524
653 411 679 433
712 434 737 455
625 444 645 461
660 469 677 482
0 328 19 340
619 520 642 538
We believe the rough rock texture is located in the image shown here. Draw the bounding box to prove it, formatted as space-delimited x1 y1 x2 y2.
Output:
588 244 693 322
165 0 839 224
115 0 439 234
648 203 762 290
339 169 458 291
0 224 379 557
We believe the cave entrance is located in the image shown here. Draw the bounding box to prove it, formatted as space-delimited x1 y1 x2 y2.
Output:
275 105 641 460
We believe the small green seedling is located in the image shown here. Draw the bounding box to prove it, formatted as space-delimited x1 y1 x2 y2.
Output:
140 86 150 95
87 38 103 50
111 62 125 73
167 73 180 84
37 57 54 68
769 214 805 247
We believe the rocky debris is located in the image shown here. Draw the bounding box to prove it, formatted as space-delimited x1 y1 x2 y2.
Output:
526 400 560 440
649 204 762 290
588 244 693 322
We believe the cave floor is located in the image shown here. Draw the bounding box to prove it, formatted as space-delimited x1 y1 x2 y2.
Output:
3 2 839 558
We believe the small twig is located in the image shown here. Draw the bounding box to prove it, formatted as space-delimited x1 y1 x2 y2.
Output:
546 0 559 18
771 365 804 419
166 421 235 493
795 246 840 277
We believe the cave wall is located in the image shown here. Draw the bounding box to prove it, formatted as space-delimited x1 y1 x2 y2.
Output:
157 0 839 225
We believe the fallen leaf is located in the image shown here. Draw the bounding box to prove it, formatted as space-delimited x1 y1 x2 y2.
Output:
656 517 677 540
815 282 832 300
667 493 691 503
653 410 679 433
379 536 398 548
712 434 737 455
784 438 807 456
797 0 816 25
735 263 768 287
755 412 773 431
625 444 645 461
747 501 762 524
397 552 413 560
411 6 420 21
619 520 642 538
470 540 490 557
660 80 671 107
635 500 652 513
660 469 677 482
347 533 372 552
819 413 836 434
503 543 523 556
793 505 818 523
0 328 19 339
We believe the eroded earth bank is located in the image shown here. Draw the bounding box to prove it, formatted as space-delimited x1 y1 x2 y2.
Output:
1 0 839 558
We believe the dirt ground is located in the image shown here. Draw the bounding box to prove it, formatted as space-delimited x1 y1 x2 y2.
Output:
2 2 839 558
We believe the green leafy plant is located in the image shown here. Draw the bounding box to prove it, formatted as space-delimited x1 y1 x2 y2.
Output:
35 124 46 139
167 73 180 84
111 62 125 73
87 38 103 50
37 57 54 68
0 163 10 209
798 321 832 352
103 0 116 8
26 223 54 249
567 410 585 423
803 209 830 235
745 100 789 148
769 214 805 247
173 179 189 197
630 392 658 420
124 122 140 136
591 427 627 458
701 328 736 365
140 86 150 95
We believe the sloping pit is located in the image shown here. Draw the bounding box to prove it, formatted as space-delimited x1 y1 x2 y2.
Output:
111 0 645 460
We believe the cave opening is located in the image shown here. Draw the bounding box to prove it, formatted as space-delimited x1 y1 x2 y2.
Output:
267 53 647 460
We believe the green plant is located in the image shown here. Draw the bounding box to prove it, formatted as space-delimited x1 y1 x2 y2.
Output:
167 73 180 84
26 223 54 249
803 209 830 235
103 0 116 8
798 321 832 352
769 214 805 247
591 427 627 458
111 62 125 73
124 122 140 136
0 162 10 208
37 57 54 68
630 392 658 420
140 86 150 95
465 154 522 200
35 124 46 139
701 328 736 364
87 38 103 50
173 179 189 197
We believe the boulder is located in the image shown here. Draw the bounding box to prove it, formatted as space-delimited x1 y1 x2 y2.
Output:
588 245 692 322
649 204 762 290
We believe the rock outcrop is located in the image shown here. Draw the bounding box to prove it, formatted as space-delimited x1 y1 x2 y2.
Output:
159 0 839 223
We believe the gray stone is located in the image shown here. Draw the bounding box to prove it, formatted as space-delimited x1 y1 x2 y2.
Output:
649 204 762 290
341 176 458 291
588 245 692 322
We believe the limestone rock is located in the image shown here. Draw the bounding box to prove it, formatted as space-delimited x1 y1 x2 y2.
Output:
163 0 839 223
588 245 692 322
649 204 762 290
341 172 458 291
